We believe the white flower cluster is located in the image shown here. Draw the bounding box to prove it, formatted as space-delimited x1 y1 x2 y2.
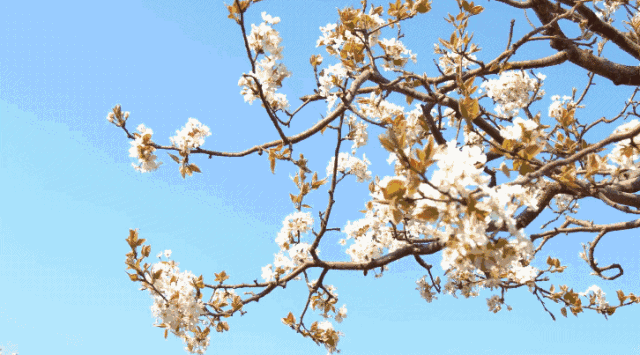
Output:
609 119 640 170
378 37 417 71
263 211 315 282
367 102 454 172
345 232 384 262
156 249 172 259
288 242 313 265
431 142 489 194
334 304 348 323
429 106 457 128
262 244 314 282
553 193 579 211
416 276 438 303
357 92 405 123
631 10 640 31
486 295 511 313
316 23 341 53
106 110 129 123
580 285 610 310
316 320 342 355
326 152 372 183
614 119 640 142
548 95 573 120
481 71 546 118
499 117 539 141
317 63 349 112
129 124 163 173
238 12 291 112
342 182 410 263
169 118 212 155
435 45 477 75
340 139 539 296
316 8 385 56
315 10 385 115
211 288 237 303
404 104 430 146
593 0 622 22
463 129 484 146
275 211 314 249
347 115 369 154
148 259 208 354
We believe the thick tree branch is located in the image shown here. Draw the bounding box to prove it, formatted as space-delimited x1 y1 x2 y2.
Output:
531 0 640 85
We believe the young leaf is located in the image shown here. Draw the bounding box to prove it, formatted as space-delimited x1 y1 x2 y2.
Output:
282 311 296 326
168 153 181 163
189 164 202 173
215 271 230 283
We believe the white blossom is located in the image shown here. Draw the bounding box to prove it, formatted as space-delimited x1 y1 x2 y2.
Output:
500 117 539 141
334 305 348 323
275 211 314 249
512 265 538 283
318 63 349 112
129 124 163 173
580 285 610 310
261 11 280 25
261 264 275 282
416 276 438 303
288 242 313 266
356 92 405 123
482 71 545 118
593 0 621 22
548 95 570 119
486 295 503 313
239 14 291 112
148 260 209 354
608 119 640 170
437 50 477 75
169 118 211 154
347 115 369 153
378 37 417 71
326 153 372 182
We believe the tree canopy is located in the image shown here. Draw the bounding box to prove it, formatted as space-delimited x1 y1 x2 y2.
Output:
108 0 640 353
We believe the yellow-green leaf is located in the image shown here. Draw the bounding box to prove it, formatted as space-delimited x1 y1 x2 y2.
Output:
269 156 276 174
379 134 396 153
215 271 230 283
189 164 202 173
282 312 296 326
383 179 406 200
406 95 414 105
416 206 439 222
312 177 328 189
168 153 181 163
141 245 151 257
518 162 534 176
459 97 479 120
500 163 511 178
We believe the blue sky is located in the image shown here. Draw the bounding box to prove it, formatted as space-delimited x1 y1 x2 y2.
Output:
1 0 640 354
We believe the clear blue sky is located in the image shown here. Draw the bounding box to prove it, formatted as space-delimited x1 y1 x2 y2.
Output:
1 1 639 354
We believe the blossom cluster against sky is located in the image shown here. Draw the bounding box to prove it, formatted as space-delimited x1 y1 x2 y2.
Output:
1 0 640 354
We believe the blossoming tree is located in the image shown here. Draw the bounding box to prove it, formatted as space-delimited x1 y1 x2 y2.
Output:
107 0 640 353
